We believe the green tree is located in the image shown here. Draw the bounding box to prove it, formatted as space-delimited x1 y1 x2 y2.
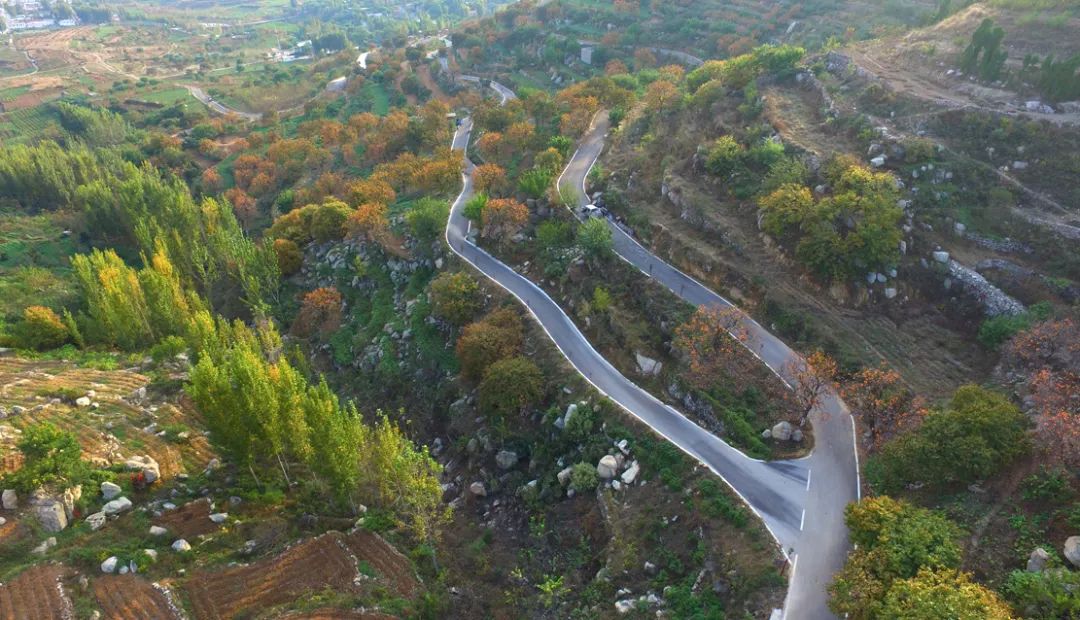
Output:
310 199 352 243
4 422 84 493
407 197 449 245
705 135 746 177
577 218 613 261
463 192 488 224
866 385 1029 493
518 168 553 199
570 462 599 492
758 184 814 236
14 306 70 351
430 272 482 326
479 356 544 420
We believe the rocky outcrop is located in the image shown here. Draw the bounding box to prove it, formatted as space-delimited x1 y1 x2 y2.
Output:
945 259 1025 317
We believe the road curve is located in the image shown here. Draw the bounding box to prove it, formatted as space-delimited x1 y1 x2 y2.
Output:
445 86 820 572
558 115 858 619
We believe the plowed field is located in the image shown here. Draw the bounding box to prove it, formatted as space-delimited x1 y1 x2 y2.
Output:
92 575 182 620
0 565 73 620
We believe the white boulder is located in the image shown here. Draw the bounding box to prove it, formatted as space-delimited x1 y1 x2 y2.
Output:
102 497 133 516
100 481 122 500
597 455 619 480
172 539 192 552
101 556 119 573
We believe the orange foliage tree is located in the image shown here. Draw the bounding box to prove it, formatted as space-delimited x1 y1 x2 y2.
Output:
294 287 343 337
346 202 390 246
473 163 508 195
786 351 838 426
347 178 397 208
841 364 924 451
481 198 529 245
672 306 749 391
224 188 257 229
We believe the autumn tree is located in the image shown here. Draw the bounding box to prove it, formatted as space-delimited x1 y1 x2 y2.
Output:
273 239 303 276
880 568 1013 619
456 308 523 382
534 147 565 175
430 271 482 326
786 350 838 426
842 365 924 451
13 306 69 351
346 202 390 246
479 356 545 421
476 131 505 162
829 496 963 619
482 198 528 244
673 306 749 391
224 187 257 229
293 287 344 337
346 177 396 208
201 167 222 192
605 59 629 75
644 79 681 114
473 163 509 195
758 184 814 236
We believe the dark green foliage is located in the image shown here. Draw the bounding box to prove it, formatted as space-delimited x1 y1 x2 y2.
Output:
959 18 1007 82
977 301 1052 349
406 197 449 245
2 422 86 494
866 385 1029 493
478 356 544 420
1004 568 1080 618
518 168 553 199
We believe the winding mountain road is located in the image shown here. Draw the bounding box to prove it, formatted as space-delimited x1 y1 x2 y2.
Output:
447 85 857 619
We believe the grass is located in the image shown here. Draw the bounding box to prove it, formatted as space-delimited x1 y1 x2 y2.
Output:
140 87 191 105
0 211 79 318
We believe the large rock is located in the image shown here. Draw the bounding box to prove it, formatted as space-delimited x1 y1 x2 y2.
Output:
149 525 169 537
621 461 640 485
932 250 950 264
62 485 82 521
635 352 663 376
100 481 122 500
102 496 133 516
597 455 619 480
171 539 192 552
469 482 487 497
75 396 92 407
1027 547 1051 572
125 455 160 484
208 513 228 524
557 466 574 486
1 489 16 510
495 450 519 470
34 499 68 533
85 512 107 531
101 556 119 573
1064 537 1080 568
771 421 793 442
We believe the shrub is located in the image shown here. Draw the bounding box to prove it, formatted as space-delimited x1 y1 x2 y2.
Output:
866 385 1028 493
456 309 523 382
273 238 303 276
569 462 599 492
429 272 481 326
407 198 449 245
577 218 613 260
478 356 544 420
15 306 69 351
2 422 86 493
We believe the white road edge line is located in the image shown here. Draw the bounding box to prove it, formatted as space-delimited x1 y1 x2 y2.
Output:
805 469 812 491
800 509 805 531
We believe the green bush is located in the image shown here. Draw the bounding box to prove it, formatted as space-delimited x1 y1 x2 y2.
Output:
1004 569 1080 618
2 422 87 494
977 301 1051 349
569 462 599 492
866 385 1029 493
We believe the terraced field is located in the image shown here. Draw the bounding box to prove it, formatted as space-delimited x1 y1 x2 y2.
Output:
92 575 184 620
0 565 73 620
0 357 214 478
183 530 419 619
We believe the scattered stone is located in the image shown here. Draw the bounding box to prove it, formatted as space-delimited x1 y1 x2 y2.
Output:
615 599 635 614
85 512 107 531
616 439 630 455
208 512 228 524
791 429 804 443
495 450 519 470
101 556 119 573
954 222 966 236
75 396 92 407
32 537 57 555
557 466 574 486
101 481 122 500
2 489 17 510
761 429 772 439
102 497 133 516
644 561 658 575
870 155 886 168
635 352 663 376
884 287 898 299
125 455 160 484
1065 537 1080 568
172 539 192 552
469 482 487 497
771 421 793 442
0 517 5 526
932 250 950 263
597 455 619 480
621 461 640 485
1028 547 1051 572
143 549 158 562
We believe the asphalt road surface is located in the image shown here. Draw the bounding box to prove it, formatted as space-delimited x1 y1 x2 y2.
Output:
557 114 859 619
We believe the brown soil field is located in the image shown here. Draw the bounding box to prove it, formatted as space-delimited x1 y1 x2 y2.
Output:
152 498 221 540
286 610 398 620
92 574 183 620
183 530 418 619
0 564 73 620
